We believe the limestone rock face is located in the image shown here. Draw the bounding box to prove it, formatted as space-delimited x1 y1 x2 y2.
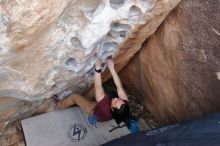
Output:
0 0 180 101
120 0 220 124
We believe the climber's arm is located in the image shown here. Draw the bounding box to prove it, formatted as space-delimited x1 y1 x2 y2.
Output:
94 59 105 102
107 59 129 101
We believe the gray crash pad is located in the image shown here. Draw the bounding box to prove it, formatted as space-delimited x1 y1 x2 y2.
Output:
21 107 130 146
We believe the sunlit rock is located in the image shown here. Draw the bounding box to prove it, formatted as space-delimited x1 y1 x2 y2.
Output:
0 0 180 101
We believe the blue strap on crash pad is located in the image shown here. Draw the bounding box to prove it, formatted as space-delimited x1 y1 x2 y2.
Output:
88 114 97 126
129 120 138 133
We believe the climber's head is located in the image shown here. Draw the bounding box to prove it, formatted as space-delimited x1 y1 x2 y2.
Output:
111 99 130 124
107 90 130 124
111 98 126 109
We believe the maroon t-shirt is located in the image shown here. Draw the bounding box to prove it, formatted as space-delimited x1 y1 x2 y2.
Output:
94 96 113 122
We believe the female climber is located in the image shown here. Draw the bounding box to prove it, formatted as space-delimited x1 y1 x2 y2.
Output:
53 59 132 128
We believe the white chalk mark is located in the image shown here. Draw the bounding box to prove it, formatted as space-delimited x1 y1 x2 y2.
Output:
216 72 220 80
213 28 220 36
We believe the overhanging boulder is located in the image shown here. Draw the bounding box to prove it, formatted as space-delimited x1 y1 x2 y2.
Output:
0 0 180 101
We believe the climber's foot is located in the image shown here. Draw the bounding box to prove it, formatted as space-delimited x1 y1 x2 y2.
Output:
51 94 60 103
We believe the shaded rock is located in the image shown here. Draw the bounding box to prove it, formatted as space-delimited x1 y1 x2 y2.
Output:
120 0 220 125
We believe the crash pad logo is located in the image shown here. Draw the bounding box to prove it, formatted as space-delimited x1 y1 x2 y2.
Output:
68 123 87 142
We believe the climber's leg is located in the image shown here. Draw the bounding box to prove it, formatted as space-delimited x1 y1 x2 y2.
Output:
73 94 97 115
56 94 77 109
57 94 97 115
